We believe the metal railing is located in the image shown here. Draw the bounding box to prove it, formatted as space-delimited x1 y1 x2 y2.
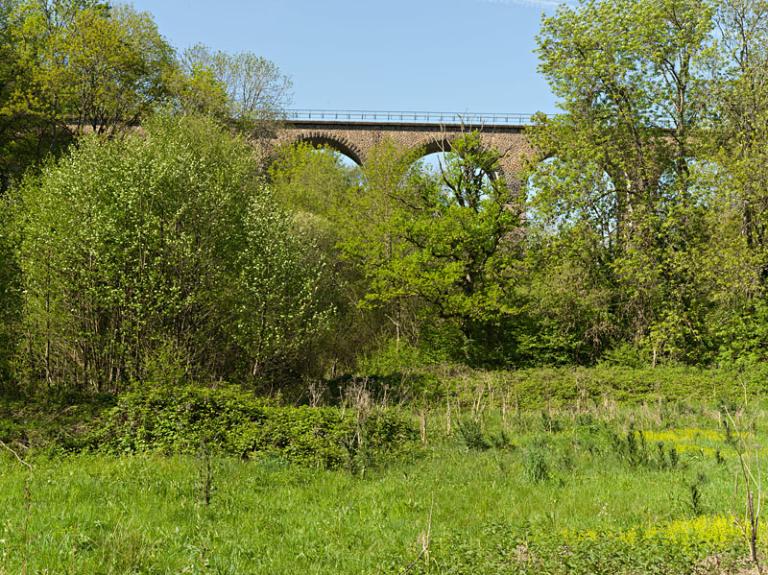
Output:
283 109 536 126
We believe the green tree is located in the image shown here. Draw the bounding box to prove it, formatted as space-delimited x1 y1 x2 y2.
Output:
55 4 176 134
181 44 292 132
0 1 175 188
12 114 331 392
0 198 20 386
338 134 525 363
0 0 19 192
530 0 714 363
698 0 768 361
269 143 398 375
168 61 229 120
230 194 334 382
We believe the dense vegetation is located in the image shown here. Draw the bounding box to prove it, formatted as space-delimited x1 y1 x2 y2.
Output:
2 380 768 574
3 0 768 391
4 0 768 572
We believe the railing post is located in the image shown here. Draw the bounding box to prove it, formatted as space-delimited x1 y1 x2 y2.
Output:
283 109 535 125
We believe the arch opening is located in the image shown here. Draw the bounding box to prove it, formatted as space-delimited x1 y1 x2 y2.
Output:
407 137 509 187
526 156 618 245
415 150 451 177
293 135 363 167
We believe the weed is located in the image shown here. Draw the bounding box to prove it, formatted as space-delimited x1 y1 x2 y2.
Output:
523 446 550 482
457 418 491 451
541 410 563 434
669 446 679 469
558 447 575 473
197 441 214 506
723 405 762 569
689 472 707 516
490 429 514 450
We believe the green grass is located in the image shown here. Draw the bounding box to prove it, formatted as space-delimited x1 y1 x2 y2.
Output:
0 399 764 574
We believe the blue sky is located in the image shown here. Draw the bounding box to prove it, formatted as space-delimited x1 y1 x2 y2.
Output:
129 0 567 115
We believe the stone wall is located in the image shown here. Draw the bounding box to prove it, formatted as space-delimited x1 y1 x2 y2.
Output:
273 121 534 186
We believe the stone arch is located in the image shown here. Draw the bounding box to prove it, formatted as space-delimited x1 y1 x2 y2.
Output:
273 120 534 193
407 137 457 164
288 131 365 166
407 136 514 185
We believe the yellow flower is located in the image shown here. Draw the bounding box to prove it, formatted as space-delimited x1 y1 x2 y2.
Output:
562 516 743 549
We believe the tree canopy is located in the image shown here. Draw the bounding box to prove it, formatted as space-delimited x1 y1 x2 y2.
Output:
5 0 768 395
10 115 332 391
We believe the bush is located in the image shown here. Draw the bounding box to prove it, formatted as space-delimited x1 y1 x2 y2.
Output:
457 418 491 451
440 364 768 411
94 383 418 468
11 114 332 392
0 200 19 388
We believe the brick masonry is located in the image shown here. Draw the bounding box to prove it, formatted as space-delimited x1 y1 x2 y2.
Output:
273 120 534 188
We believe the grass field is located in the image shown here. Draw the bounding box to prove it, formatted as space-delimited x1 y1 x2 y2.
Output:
1 389 767 574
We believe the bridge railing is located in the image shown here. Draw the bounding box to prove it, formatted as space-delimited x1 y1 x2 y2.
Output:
283 109 537 126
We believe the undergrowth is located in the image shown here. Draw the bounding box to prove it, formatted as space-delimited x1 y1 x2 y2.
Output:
0 367 767 573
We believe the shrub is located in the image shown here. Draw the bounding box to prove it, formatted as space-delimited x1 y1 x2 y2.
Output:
457 418 491 451
94 383 418 468
11 114 332 392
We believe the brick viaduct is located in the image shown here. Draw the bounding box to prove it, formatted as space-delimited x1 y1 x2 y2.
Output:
272 111 535 188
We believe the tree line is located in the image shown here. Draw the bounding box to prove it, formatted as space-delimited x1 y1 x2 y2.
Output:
1 0 768 396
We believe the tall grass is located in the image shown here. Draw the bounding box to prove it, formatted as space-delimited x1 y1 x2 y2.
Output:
0 398 764 574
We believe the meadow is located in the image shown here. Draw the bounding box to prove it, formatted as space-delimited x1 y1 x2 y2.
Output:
2 368 767 574
4 0 768 573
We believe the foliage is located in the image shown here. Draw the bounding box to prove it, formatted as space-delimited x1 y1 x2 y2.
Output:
10 114 332 391
268 143 383 374
229 191 334 383
49 4 176 133
347 134 523 328
0 389 114 451
0 2 290 193
94 383 418 468
257 0 768 371
0 199 20 386
696 0 768 364
7 0 768 400
457 417 492 451
334 135 527 365
529 0 715 364
0 1 176 188
269 142 358 220
180 43 292 132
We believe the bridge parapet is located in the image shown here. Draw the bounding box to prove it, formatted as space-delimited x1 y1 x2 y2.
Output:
284 109 536 127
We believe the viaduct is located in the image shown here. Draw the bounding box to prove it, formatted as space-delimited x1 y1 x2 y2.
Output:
272 110 536 187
